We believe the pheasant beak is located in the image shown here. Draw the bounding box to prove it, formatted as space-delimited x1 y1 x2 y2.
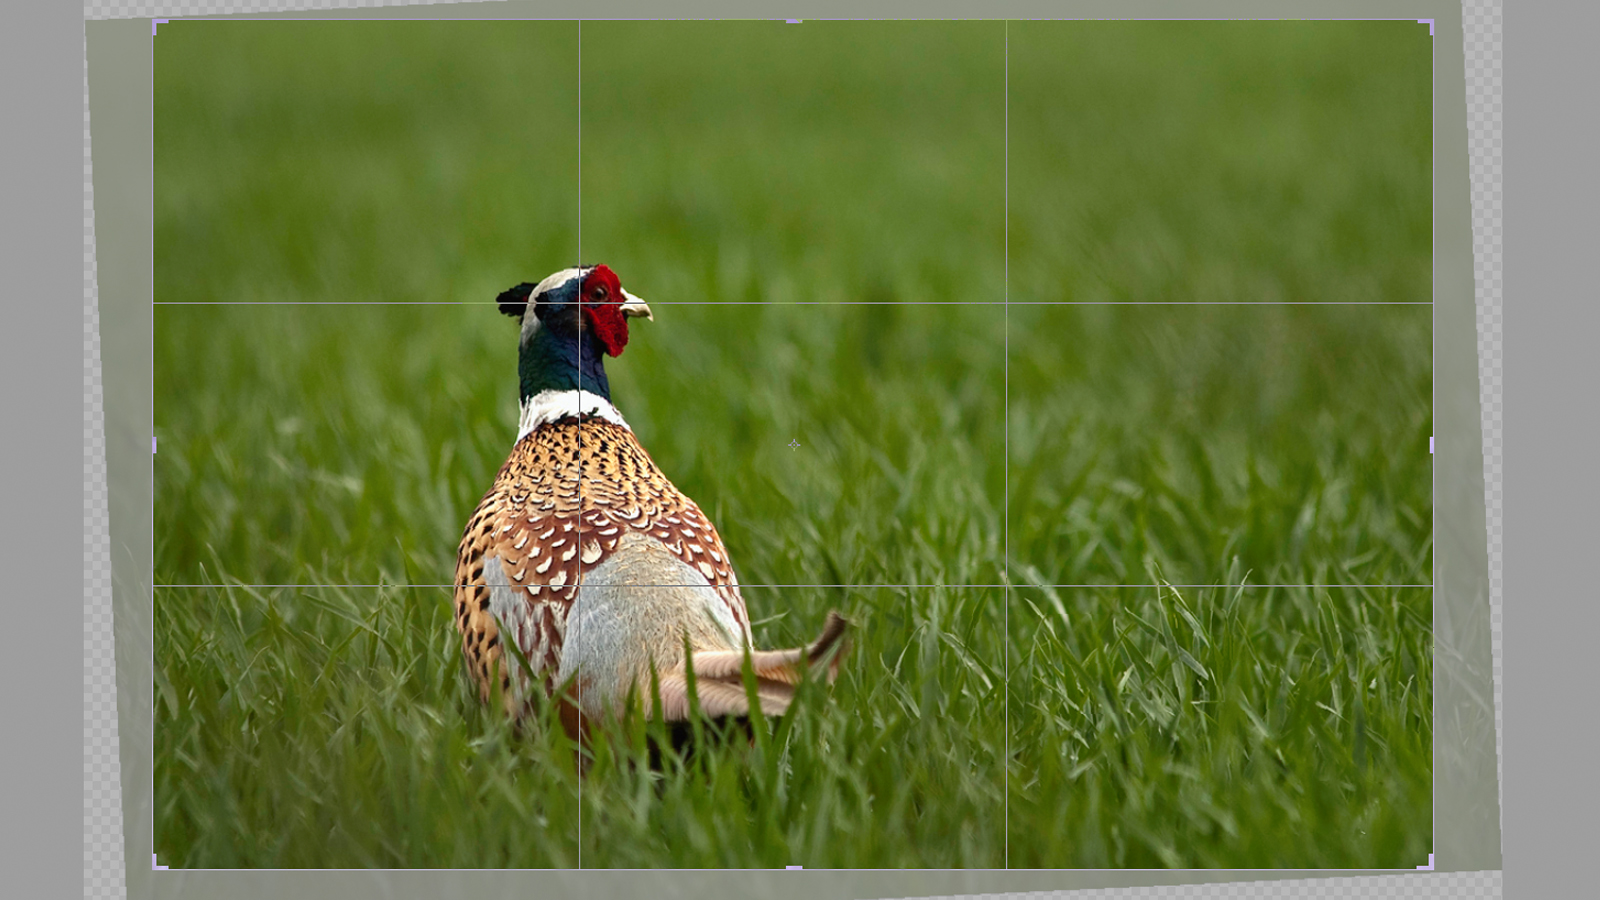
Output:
620 290 653 321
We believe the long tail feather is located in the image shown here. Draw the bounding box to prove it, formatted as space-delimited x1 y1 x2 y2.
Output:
651 611 851 721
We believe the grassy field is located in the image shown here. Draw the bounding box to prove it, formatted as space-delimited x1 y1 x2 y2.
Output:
154 20 1432 868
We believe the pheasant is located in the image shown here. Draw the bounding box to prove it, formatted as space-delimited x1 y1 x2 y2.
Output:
453 264 849 747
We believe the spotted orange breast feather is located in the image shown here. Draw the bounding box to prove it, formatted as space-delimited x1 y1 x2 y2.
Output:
453 415 746 711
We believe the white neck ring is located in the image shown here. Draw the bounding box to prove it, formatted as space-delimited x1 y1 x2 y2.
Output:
516 389 630 442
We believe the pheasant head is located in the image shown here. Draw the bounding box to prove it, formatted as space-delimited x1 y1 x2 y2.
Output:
495 264 654 405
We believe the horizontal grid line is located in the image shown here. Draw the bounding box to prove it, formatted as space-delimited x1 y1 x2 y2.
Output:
151 300 1436 306
152 583 1437 589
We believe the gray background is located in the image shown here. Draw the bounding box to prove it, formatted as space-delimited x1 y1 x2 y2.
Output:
68 0 1529 898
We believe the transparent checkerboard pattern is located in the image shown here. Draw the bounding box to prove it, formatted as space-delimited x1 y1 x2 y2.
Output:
82 1 1507 897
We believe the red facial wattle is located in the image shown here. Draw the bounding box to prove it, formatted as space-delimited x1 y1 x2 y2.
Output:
580 265 630 357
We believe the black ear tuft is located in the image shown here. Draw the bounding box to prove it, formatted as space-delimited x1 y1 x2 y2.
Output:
497 283 537 318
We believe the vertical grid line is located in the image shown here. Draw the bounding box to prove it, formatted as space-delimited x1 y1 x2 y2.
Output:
575 17 583 871
148 35 157 861
1002 17 1010 870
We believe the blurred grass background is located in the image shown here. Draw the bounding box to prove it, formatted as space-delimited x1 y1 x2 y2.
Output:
154 19 1431 867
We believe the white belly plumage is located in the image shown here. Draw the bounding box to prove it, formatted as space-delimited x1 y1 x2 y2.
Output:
556 530 750 719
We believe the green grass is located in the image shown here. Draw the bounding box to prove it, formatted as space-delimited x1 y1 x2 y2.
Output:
1008 580 1431 867
154 20 1432 867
